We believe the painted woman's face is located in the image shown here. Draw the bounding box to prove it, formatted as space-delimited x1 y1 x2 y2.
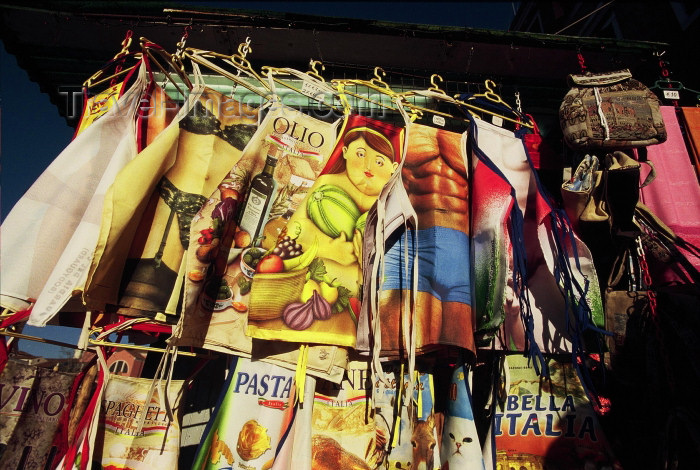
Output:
343 136 398 196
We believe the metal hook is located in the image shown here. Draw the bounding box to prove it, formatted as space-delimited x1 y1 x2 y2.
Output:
308 59 326 81
428 74 446 94
175 24 192 60
371 66 390 89
238 36 251 59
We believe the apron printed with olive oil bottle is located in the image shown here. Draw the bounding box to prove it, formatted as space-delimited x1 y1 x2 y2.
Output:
174 104 342 371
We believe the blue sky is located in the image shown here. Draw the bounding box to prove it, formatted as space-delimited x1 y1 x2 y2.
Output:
0 2 518 358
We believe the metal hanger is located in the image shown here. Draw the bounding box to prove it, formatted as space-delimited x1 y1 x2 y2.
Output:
463 79 534 128
1 329 84 351
83 30 142 90
261 59 347 112
331 66 404 112
397 74 474 122
185 40 273 99
88 318 216 358
139 37 193 95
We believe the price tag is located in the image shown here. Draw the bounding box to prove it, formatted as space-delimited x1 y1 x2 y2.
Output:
491 115 504 127
663 90 680 100
301 80 326 100
432 115 446 127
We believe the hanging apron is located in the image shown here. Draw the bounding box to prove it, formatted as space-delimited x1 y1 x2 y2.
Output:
470 118 604 364
0 359 83 469
192 355 308 470
310 359 385 470
246 114 404 348
84 77 259 322
1 61 147 319
470 123 516 346
488 354 619 470
136 82 180 152
374 121 474 356
439 363 485 470
373 364 440 470
639 106 700 273
93 374 186 469
680 106 700 180
174 103 339 345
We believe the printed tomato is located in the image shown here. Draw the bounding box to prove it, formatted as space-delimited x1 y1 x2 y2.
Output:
256 254 285 273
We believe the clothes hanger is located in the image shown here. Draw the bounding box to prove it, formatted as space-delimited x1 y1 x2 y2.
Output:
1 329 84 351
462 79 534 128
184 40 273 99
260 59 346 112
650 80 700 104
88 320 215 358
83 30 142 90
397 74 474 122
331 66 405 112
139 37 193 95
87 338 214 358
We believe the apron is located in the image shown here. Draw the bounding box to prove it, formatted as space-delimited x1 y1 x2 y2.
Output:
470 118 604 375
84 79 258 323
439 364 485 470
639 106 700 273
175 103 339 349
488 354 618 470
94 375 186 469
172 101 346 382
375 122 474 356
247 114 404 348
0 359 82 469
1 61 147 320
373 364 440 470
192 356 308 470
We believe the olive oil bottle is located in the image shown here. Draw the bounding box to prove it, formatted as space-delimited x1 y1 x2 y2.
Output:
238 147 279 245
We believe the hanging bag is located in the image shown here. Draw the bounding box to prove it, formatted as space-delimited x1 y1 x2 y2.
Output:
560 69 667 149
561 151 656 232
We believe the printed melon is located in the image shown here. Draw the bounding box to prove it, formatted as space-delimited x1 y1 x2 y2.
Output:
307 184 361 239
355 211 368 235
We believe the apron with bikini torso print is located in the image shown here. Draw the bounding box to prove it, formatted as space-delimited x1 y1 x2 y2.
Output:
84 84 258 323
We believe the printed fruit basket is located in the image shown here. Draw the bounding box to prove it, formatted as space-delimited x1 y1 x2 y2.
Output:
248 267 309 320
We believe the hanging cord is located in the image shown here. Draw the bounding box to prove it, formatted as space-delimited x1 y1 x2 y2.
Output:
657 54 680 108
577 47 588 74
636 235 676 394
554 0 616 35
110 29 133 88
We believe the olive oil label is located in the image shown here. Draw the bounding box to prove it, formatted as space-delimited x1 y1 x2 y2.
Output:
177 104 341 362
239 187 274 237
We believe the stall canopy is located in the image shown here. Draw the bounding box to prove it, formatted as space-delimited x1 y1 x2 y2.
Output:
0 1 670 126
